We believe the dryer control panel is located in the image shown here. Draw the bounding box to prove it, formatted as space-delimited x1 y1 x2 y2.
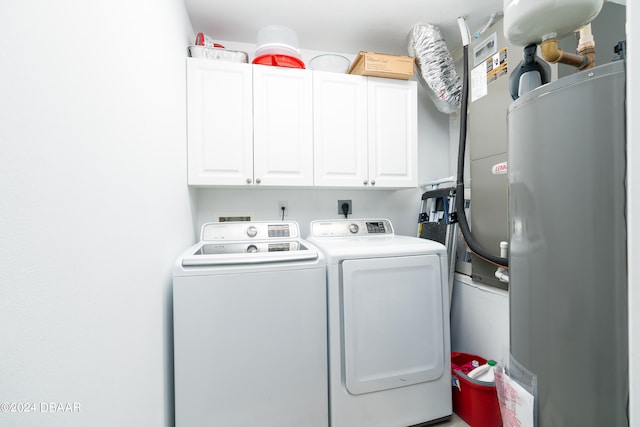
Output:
310 219 394 237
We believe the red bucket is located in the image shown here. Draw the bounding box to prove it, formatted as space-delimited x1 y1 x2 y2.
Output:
451 352 503 427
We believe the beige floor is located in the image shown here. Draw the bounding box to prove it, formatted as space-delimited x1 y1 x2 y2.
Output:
435 413 471 426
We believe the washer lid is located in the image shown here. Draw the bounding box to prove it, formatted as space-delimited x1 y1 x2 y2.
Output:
180 221 319 266
181 240 318 266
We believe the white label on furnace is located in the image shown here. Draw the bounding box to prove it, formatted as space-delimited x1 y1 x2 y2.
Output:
492 162 508 175
471 63 488 102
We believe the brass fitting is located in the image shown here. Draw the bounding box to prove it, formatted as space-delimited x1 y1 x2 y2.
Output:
540 38 595 70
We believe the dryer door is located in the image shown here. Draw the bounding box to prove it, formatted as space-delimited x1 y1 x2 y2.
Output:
341 254 445 395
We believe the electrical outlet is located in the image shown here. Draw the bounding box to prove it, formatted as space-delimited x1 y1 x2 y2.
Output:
338 200 352 217
278 200 288 219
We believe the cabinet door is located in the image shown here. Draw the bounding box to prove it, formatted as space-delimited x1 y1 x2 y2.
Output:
367 78 418 188
186 59 253 186
313 71 368 187
253 66 313 186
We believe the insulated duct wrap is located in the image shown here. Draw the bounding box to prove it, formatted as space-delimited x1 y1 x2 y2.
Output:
408 24 462 114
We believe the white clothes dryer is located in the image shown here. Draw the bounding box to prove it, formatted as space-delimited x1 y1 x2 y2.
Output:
307 219 452 427
173 221 328 427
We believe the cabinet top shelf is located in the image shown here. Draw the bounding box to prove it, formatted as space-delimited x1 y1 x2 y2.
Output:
186 57 417 87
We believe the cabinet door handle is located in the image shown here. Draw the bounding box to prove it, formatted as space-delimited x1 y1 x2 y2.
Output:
256 178 262 184
363 180 368 186
371 180 376 186
246 178 252 184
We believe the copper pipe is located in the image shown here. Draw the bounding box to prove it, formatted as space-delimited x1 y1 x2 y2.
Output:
580 49 596 70
540 38 594 70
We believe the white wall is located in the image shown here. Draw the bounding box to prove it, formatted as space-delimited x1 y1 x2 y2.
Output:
450 274 509 362
193 42 452 238
0 1 194 426
627 1 639 424
196 187 425 238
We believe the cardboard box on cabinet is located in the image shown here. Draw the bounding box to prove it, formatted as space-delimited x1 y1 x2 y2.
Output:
348 51 414 80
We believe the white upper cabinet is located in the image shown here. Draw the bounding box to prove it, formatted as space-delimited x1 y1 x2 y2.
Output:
187 59 313 187
253 65 314 186
187 58 417 188
187 59 253 186
313 71 368 187
314 72 418 188
367 77 418 188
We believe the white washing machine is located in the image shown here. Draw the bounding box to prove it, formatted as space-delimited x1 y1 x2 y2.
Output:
173 221 328 427
307 219 452 427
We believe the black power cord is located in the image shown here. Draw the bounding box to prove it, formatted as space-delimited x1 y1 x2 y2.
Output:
341 202 349 218
456 43 509 268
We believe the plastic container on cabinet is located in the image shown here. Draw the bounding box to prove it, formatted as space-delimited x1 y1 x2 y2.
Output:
187 46 249 63
195 32 225 48
256 25 300 50
309 54 351 73
451 352 502 427
252 53 305 69
253 25 305 68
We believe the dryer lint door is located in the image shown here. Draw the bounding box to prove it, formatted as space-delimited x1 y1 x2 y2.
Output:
341 254 446 394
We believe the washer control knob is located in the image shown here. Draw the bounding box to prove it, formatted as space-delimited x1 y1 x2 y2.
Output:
246 226 258 237
349 223 359 234
246 244 258 253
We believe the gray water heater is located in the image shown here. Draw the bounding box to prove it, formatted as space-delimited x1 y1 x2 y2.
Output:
508 60 627 426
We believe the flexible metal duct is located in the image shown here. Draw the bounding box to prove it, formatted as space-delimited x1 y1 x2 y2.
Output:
408 23 462 114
